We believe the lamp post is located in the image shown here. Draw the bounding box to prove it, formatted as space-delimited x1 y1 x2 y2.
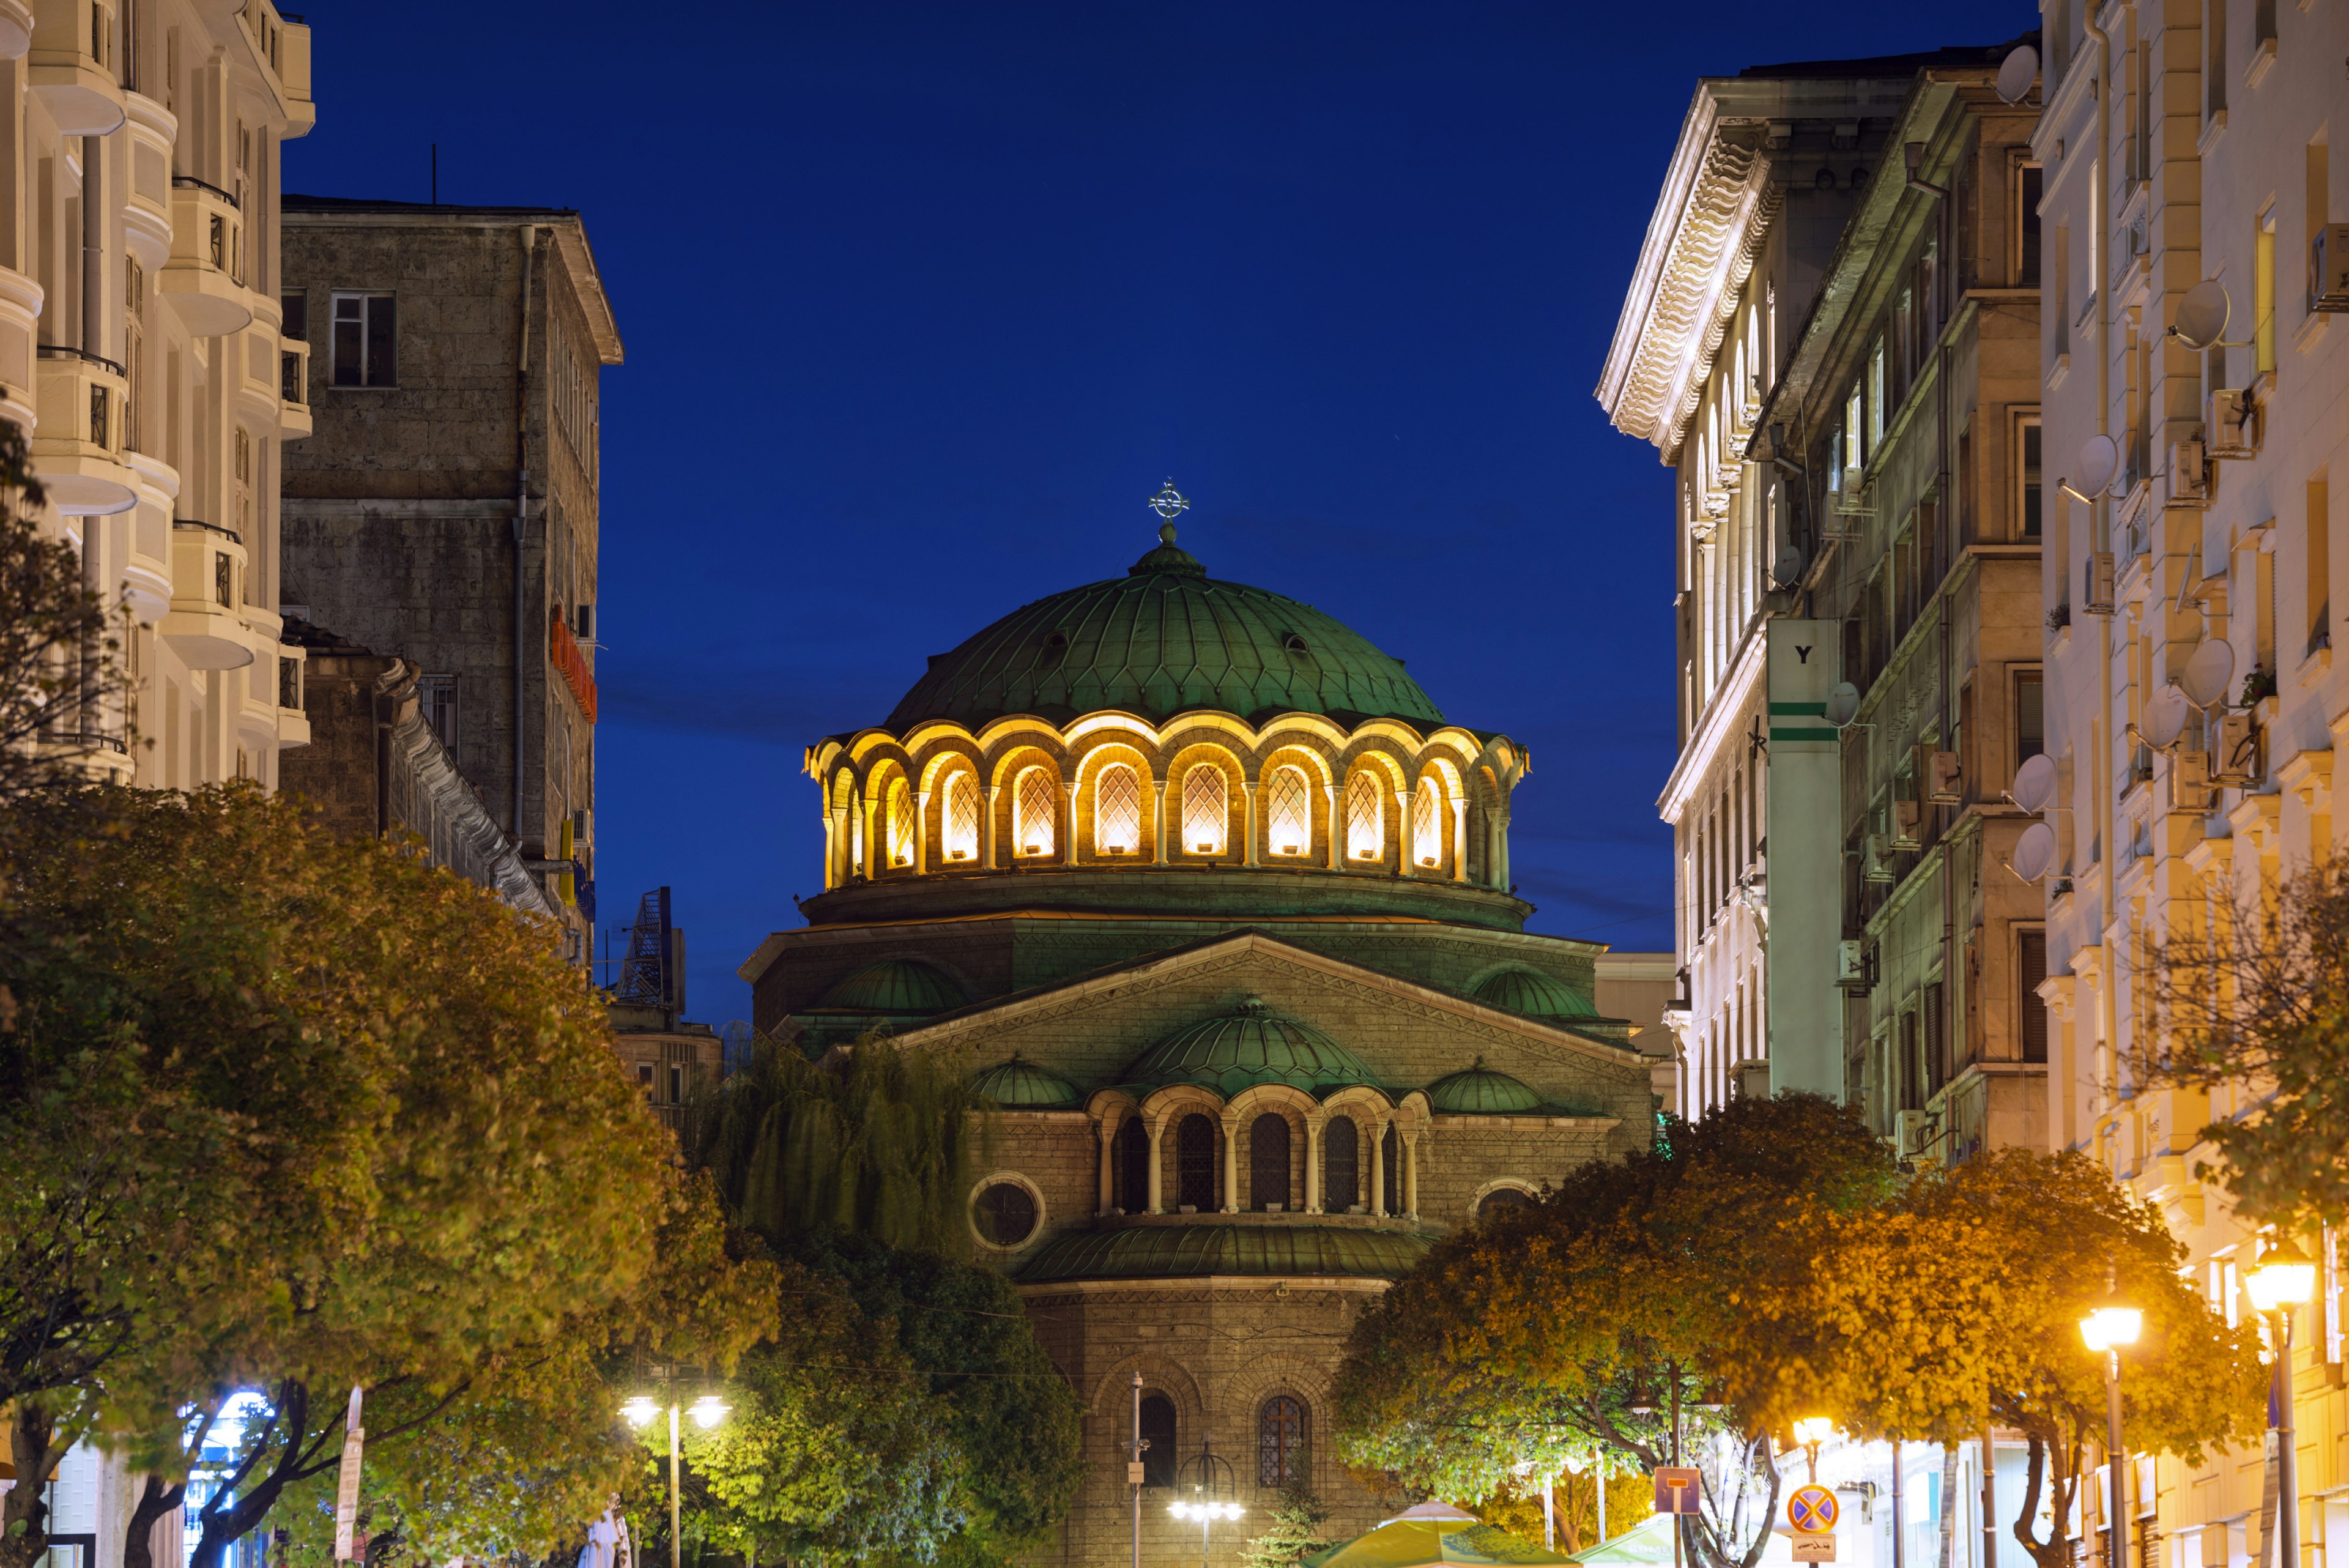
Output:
623 1392 730 1568
1792 1416 1837 1485
2248 1239 2318 1568
2079 1305 2142 1568
1168 1436 1242 1568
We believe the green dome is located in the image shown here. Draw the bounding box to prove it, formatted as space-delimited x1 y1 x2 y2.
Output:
971 1054 1082 1109
885 526 1445 730
815 959 967 1014
1123 997 1378 1097
1425 1058 1544 1115
1473 967 1595 1020
1018 1222 1430 1283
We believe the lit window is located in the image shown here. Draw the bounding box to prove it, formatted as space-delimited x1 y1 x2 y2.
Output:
1015 767 1056 856
1095 762 1141 853
886 778 914 868
944 771 978 861
1266 766 1310 855
1346 771 1382 860
850 797 866 873
1182 765 1226 854
1413 778 1444 867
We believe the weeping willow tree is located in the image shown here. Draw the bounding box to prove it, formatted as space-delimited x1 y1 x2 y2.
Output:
695 1031 993 1255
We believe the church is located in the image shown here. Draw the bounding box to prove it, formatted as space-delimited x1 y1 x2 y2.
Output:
740 499 1671 1564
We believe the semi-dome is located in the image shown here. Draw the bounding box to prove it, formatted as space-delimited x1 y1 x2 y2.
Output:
1473 967 1595 1020
885 524 1445 730
1425 1058 1544 1115
971 1053 1082 1109
816 959 967 1014
1122 995 1378 1096
1017 1222 1430 1283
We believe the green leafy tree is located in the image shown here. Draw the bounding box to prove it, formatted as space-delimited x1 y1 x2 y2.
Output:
1239 1484 1335 1568
1330 1094 1899 1568
0 421 129 812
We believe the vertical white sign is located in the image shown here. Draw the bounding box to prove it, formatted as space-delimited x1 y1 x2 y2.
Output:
332 1386 365 1562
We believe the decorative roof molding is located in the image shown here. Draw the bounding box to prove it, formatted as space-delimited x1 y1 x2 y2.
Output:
1597 95 1778 459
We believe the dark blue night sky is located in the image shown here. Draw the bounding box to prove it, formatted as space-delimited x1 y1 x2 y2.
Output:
284 1 2028 1027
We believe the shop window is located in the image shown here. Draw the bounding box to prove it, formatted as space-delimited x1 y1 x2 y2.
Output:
1258 1396 1307 1487
1249 1113 1290 1211
1345 772 1382 860
1014 767 1056 856
1266 765 1310 855
1182 765 1227 855
1096 762 1141 854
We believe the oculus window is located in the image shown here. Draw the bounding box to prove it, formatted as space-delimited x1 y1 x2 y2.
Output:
973 1180 1039 1248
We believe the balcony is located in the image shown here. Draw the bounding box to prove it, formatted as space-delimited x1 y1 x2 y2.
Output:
278 338 310 437
31 345 134 514
158 521 254 670
160 177 252 336
26 0 124 135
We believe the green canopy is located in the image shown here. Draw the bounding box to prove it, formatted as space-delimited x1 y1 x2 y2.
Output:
1302 1506 1578 1568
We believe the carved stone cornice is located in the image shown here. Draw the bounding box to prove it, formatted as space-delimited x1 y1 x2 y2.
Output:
1597 101 1779 459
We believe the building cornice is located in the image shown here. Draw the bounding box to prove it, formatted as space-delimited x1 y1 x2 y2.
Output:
1597 89 1778 459
1657 620 1767 822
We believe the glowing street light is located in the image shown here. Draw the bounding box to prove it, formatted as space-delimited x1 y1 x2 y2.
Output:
1168 1437 1242 1568
1792 1415 1837 1483
2077 1307 2141 1352
2249 1237 2318 1568
618 1388 729 1568
2079 1302 2140 1568
688 1395 731 1430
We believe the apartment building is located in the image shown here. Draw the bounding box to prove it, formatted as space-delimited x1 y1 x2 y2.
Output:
2031 0 2349 1562
11 0 314 788
1764 59 2050 1164
1600 46 2011 1118
276 198 622 954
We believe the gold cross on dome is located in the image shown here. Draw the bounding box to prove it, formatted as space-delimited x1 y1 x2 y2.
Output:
1148 480 1190 522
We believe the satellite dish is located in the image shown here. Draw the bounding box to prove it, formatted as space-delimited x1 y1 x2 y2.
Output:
1824 682 1861 728
1995 43 2040 105
2181 637 2237 708
2012 821 2059 883
2172 280 2232 352
1772 546 1805 587
2076 434 2120 496
2143 682 2192 749
2011 752 2057 814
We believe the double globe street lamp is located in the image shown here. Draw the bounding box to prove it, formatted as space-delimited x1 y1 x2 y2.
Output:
622 1392 730 1568
2247 1239 2318 1568
2079 1304 2142 1568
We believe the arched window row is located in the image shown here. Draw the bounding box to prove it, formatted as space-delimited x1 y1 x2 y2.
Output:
1097 1105 1424 1220
1110 1389 1309 1493
816 737 1520 893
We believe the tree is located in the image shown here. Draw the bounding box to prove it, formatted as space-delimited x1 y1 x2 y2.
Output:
0 786 777 1568
1330 1094 1899 1568
1239 1484 1335 1568
0 420 127 811
2144 859 2349 1233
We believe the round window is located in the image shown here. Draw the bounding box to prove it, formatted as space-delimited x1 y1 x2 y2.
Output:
975 1180 1040 1247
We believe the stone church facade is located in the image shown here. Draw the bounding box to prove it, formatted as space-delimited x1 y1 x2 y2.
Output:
742 515 1671 1566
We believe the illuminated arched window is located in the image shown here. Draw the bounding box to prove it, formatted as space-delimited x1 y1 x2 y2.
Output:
1014 767 1057 856
943 771 979 863
1413 778 1443 868
1095 762 1141 855
1346 771 1382 861
1182 764 1226 855
850 790 867 874
885 777 914 868
1266 766 1310 856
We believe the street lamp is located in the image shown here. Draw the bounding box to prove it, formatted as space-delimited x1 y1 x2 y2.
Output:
1792 1415 1837 1484
2249 1238 2317 1568
1168 1437 1243 1568
2080 1304 2142 1568
622 1391 729 1568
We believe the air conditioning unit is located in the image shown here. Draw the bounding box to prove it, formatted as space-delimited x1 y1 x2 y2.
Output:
1865 833 1896 883
2170 748 2213 811
2208 390 2255 458
2168 440 2208 503
1929 750 1963 803
1894 1109 1940 1162
2214 711 2258 784
2085 551 2117 614
2313 224 2349 312
1893 797 1923 846
1837 938 1869 989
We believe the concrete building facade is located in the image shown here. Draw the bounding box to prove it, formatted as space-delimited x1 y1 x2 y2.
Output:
277 197 621 953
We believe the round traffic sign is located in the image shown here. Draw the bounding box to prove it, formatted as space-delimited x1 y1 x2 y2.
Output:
1788 1485 1839 1533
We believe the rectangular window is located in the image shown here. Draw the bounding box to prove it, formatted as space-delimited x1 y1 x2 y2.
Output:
2256 214 2277 377
281 288 306 340
2019 929 2049 1063
1899 1009 1921 1111
417 674 458 753
2016 414 2043 539
1924 981 1948 1093
2310 477 2331 657
2205 0 2227 119
2310 139 2333 315
2017 165 2043 286
212 551 231 609
330 292 396 387
278 656 300 710
668 1064 682 1105
2015 670 2045 766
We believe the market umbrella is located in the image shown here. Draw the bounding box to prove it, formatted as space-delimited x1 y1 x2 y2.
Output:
1302 1503 1579 1568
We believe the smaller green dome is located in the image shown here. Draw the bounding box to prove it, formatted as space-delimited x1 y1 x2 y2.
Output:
1473 967 1595 1020
1123 997 1378 1097
972 1054 1082 1109
816 959 967 1014
1425 1058 1544 1115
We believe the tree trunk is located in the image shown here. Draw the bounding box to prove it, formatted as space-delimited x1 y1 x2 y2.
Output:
2013 1431 2080 1568
1559 1474 1583 1558
1939 1447 1961 1568
0 1405 60 1568
122 1475 185 1568
188 1381 324 1568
